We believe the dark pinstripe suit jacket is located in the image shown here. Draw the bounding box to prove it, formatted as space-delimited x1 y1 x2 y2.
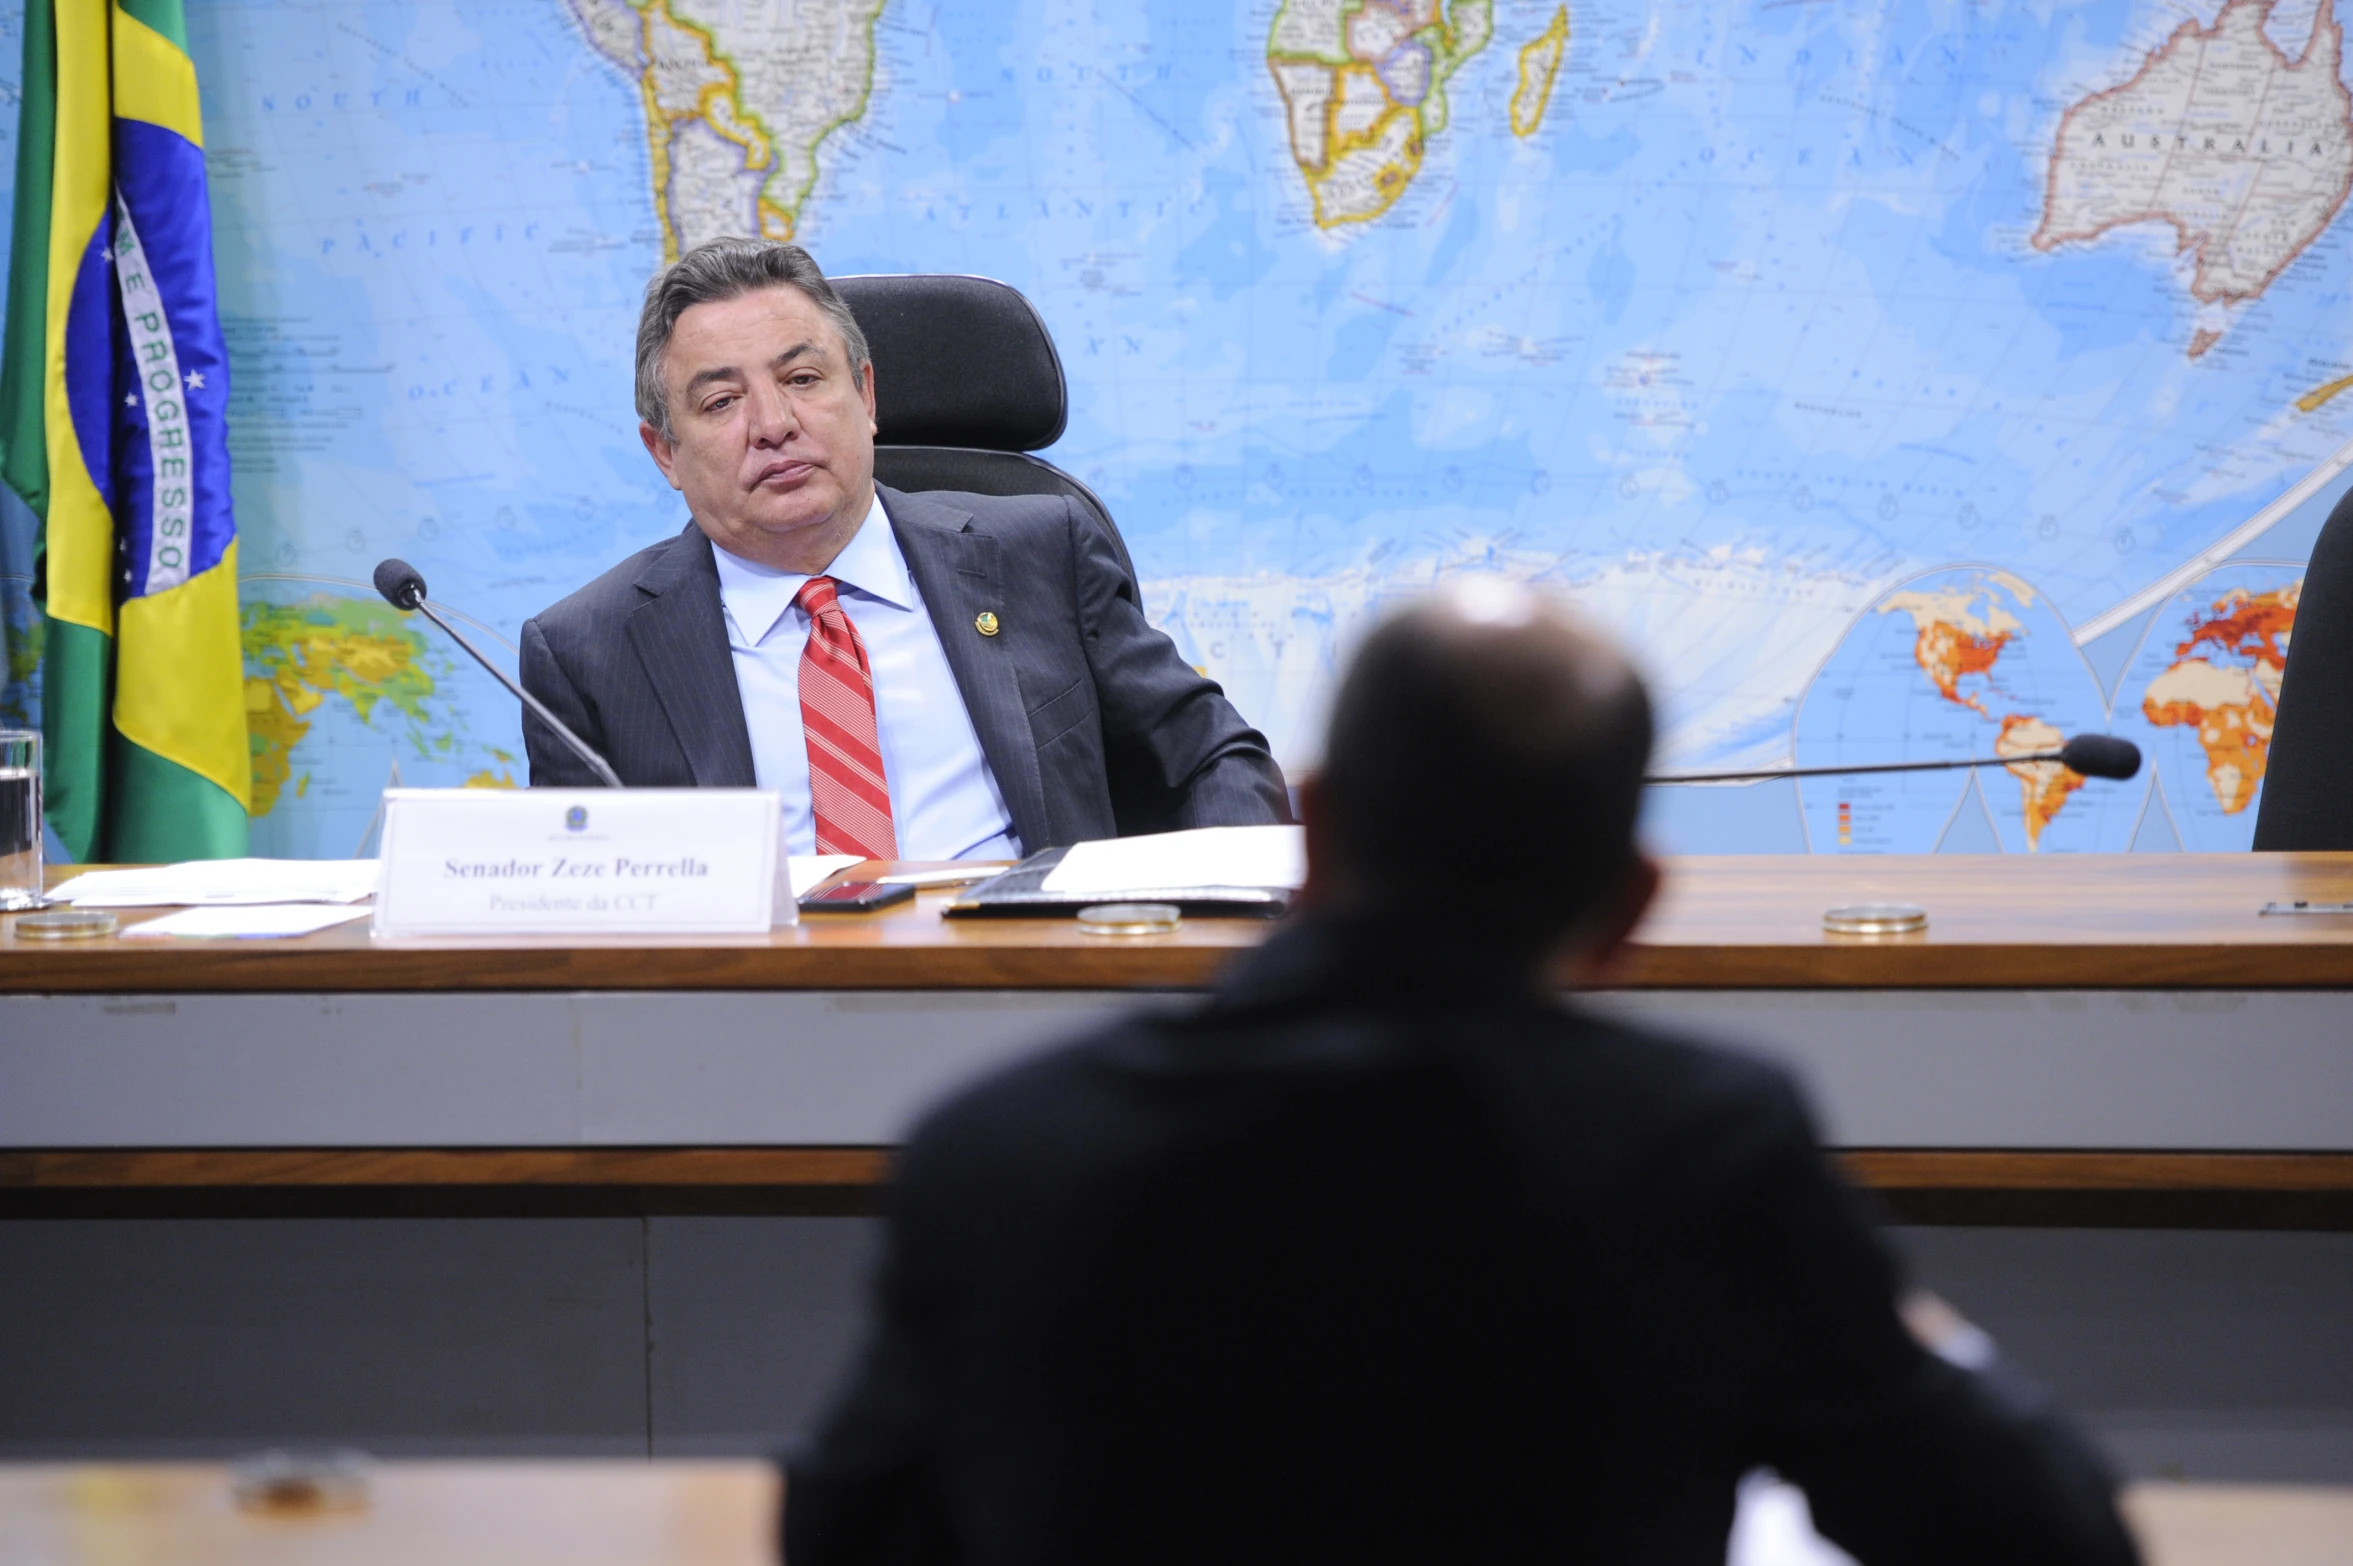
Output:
517 486 1289 849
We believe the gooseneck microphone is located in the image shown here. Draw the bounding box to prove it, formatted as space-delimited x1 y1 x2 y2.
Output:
1648 733 2142 786
372 558 625 789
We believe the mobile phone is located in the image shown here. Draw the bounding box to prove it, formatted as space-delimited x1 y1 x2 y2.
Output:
799 880 918 913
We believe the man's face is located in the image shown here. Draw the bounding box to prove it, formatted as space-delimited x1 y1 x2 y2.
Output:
641 284 879 569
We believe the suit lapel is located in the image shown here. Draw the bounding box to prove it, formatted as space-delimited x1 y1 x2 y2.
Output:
882 485 1049 846
626 524 758 788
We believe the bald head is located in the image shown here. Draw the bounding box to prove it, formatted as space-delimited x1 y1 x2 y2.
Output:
1315 580 1654 956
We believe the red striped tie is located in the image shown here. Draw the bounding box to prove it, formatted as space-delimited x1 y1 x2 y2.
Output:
794 576 897 860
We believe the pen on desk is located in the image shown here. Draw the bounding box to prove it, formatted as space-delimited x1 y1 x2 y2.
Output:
875 867 1004 889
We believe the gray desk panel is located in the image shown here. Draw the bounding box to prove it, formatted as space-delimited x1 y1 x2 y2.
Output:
1595 990 2353 1149
573 990 1134 1144
0 995 584 1146
0 991 1132 1148
3 989 2347 1149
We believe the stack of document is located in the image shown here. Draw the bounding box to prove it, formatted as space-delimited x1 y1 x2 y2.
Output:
947 825 1304 919
50 858 381 908
123 905 375 940
790 855 866 895
1040 826 1305 897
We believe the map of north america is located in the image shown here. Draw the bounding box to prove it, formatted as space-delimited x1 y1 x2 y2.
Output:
1875 578 2086 850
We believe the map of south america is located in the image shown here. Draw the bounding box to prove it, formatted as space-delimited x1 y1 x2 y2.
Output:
566 0 885 258
1877 577 2088 850
2033 0 2353 355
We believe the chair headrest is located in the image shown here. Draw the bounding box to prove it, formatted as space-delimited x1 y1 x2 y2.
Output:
833 274 1067 453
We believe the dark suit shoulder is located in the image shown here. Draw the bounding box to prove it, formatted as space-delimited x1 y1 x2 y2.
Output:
528 524 700 643
881 485 1077 545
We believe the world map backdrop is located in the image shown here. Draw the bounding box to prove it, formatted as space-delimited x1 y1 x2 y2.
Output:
0 0 2348 857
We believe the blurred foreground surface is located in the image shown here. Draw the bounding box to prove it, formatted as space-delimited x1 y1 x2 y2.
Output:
0 1461 2347 1565
0 1461 776 1565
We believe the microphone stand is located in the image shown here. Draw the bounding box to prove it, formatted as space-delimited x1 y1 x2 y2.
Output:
399 594 625 790
1650 752 2080 786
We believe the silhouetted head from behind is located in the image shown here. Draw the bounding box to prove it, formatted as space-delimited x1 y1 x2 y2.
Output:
1303 580 1658 976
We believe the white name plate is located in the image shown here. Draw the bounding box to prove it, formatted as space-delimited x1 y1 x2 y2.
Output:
373 787 784 937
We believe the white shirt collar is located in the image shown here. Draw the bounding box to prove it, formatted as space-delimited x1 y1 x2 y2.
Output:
710 490 910 646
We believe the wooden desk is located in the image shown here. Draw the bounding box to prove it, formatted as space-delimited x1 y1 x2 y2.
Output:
0 1463 2343 1566
5 852 2353 992
2124 1484 2353 1566
5 856 2352 1224
0 1462 775 1566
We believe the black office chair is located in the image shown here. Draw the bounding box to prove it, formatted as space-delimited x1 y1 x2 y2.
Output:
2253 486 2353 848
832 273 1136 582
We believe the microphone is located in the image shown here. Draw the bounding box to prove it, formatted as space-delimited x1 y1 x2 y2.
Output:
1648 733 2142 786
372 558 625 789
2051 733 2140 781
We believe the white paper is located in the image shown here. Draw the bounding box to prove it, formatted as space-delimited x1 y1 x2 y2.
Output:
875 865 1005 887
121 904 374 939
789 855 864 894
1041 825 1305 897
51 857 381 908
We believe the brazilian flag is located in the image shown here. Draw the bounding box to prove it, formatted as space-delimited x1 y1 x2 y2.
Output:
0 0 247 863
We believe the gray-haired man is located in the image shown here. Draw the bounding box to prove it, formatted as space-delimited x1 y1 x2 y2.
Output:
519 240 1287 858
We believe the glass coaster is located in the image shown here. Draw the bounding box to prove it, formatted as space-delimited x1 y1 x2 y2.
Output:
1822 904 1927 936
10 909 117 941
1076 902 1182 936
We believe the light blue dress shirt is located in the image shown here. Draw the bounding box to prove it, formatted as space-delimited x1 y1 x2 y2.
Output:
711 493 1022 861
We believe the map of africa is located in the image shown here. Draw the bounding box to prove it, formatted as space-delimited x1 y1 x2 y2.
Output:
2121 563 2303 848
1 0 2350 857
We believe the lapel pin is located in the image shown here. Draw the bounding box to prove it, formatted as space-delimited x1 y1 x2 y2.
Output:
975 611 1001 636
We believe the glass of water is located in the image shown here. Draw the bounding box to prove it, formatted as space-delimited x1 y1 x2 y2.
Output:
0 731 40 910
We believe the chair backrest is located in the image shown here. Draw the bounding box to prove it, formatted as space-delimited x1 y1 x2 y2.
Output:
2254 487 2353 848
833 274 1134 582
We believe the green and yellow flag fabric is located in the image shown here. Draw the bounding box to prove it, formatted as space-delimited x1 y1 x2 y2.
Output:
0 0 247 862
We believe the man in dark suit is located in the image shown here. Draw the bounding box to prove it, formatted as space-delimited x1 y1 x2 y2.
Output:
520 239 1285 857
786 583 2139 1566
